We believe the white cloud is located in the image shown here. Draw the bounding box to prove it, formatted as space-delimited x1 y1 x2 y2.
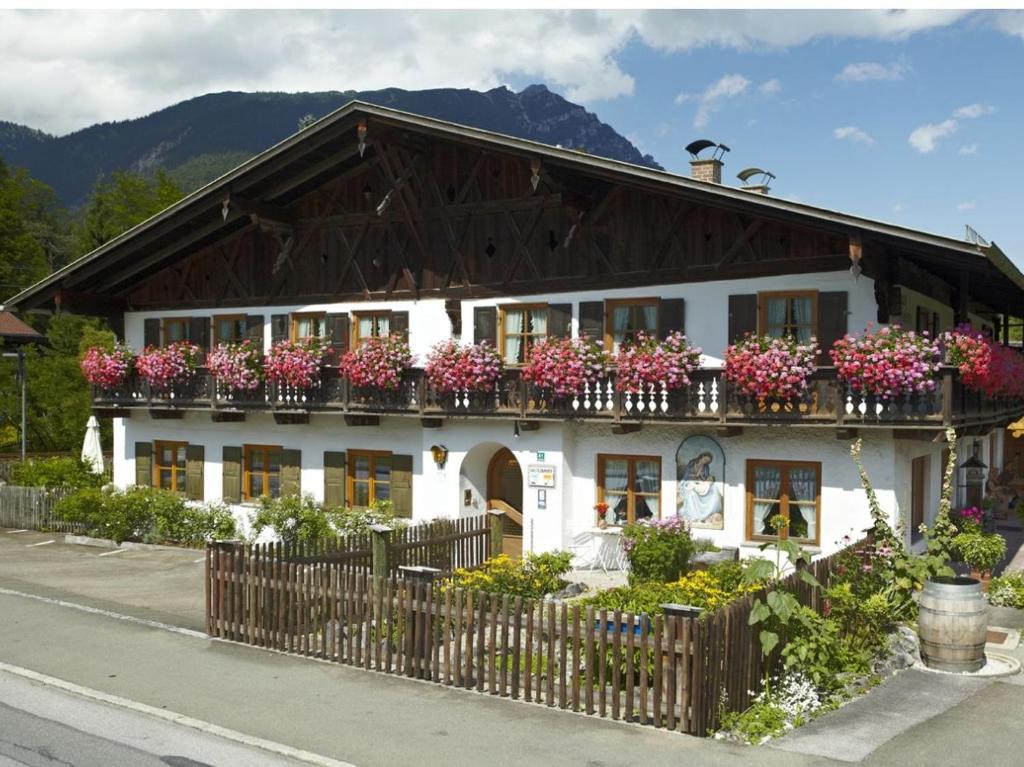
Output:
0 9 980 134
953 103 995 119
959 143 979 155
908 119 958 153
834 125 875 145
680 73 751 128
958 201 976 211
835 60 907 82
893 202 905 213
759 79 782 95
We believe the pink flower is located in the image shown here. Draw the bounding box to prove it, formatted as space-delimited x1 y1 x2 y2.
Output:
208 340 263 391
831 325 941 399
521 336 608 397
80 344 135 388
425 340 502 394
135 342 201 390
614 331 702 394
724 334 818 401
339 334 413 390
265 339 325 389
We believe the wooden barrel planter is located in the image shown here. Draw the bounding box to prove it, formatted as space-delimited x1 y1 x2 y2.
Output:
918 576 988 673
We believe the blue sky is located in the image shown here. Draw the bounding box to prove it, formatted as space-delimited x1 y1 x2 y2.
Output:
1 9 1022 261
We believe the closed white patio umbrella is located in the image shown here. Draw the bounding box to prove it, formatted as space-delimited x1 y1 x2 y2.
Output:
81 415 104 475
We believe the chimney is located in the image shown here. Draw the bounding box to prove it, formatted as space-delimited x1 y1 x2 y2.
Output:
690 158 723 184
685 140 729 184
736 168 775 195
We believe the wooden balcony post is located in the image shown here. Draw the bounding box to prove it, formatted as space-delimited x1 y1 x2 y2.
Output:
718 371 728 424
416 373 427 415
941 368 954 426
518 373 528 419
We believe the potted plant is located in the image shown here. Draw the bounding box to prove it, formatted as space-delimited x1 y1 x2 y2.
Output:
724 333 818 404
424 339 502 405
830 325 942 401
80 343 135 391
207 339 264 394
954 505 984 534
520 335 608 400
952 530 1007 588
944 324 1024 399
339 333 414 392
265 338 326 390
594 501 610 528
613 331 702 395
135 342 202 392
621 516 694 584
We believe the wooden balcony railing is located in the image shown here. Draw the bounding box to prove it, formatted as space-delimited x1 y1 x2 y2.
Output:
91 366 1024 429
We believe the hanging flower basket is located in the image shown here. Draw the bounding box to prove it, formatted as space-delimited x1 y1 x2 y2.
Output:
521 335 608 398
265 339 326 389
831 325 941 400
944 324 1024 399
207 340 264 392
725 334 818 402
80 344 135 389
614 331 702 394
339 333 414 391
424 340 503 395
135 342 201 390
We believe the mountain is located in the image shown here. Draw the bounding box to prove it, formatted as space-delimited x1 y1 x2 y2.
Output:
0 85 661 207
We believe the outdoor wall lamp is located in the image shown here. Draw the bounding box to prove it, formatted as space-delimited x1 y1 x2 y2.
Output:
430 444 449 469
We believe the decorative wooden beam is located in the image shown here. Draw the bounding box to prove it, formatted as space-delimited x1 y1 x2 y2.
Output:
54 289 127 315
211 411 246 423
718 215 763 268
273 412 309 425
224 194 296 228
648 199 691 275
420 417 443 428
149 409 184 420
611 423 642 435
345 414 380 426
517 420 540 432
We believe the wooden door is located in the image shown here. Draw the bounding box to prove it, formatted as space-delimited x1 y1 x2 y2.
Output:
487 447 523 558
911 455 929 543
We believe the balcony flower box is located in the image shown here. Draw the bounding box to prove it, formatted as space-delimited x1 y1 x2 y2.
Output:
725 334 818 405
264 339 326 405
521 335 608 400
135 342 201 395
831 325 941 400
614 331 702 394
425 339 502 408
340 333 414 394
945 324 1024 399
80 344 135 393
208 340 264 398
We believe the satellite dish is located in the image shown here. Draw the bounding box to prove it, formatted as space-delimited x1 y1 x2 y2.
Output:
685 139 730 161
737 167 776 187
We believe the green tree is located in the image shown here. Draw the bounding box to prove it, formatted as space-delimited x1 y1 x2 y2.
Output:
0 159 55 298
72 169 183 256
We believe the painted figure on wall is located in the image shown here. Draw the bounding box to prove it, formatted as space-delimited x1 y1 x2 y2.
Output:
676 435 725 529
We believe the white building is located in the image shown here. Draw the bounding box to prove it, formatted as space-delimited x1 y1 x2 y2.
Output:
9 102 1024 558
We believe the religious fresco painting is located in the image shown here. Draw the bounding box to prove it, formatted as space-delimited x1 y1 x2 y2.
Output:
676 434 725 530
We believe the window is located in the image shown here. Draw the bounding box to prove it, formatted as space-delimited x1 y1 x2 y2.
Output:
353 312 391 345
162 318 190 346
596 454 661 525
214 315 247 344
758 291 818 343
291 313 327 343
747 460 821 544
154 441 187 492
605 299 658 354
499 305 548 365
244 445 282 500
348 450 391 508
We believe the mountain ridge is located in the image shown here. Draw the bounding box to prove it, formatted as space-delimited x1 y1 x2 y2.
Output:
0 85 661 206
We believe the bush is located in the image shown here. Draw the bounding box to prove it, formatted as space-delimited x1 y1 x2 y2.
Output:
449 551 573 599
988 571 1024 608
780 608 871 693
152 501 237 546
579 562 760 616
823 583 894 655
952 531 1007 573
9 456 105 489
248 493 334 548
329 499 407 535
622 517 694 584
53 486 106 530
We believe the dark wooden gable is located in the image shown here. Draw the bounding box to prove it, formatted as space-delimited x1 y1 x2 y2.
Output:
127 129 855 309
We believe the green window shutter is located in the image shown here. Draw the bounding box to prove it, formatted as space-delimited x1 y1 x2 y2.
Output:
270 314 289 346
222 446 242 503
185 444 205 501
390 454 413 518
548 304 571 338
324 451 347 508
578 301 604 341
817 291 849 364
326 313 350 365
135 442 153 487
143 318 160 348
473 306 497 347
281 448 302 498
189 316 210 353
659 298 686 337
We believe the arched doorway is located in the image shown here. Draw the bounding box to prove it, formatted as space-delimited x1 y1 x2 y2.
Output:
487 447 524 558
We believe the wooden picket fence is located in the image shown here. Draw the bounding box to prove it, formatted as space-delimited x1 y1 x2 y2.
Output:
0 485 81 532
206 538 845 736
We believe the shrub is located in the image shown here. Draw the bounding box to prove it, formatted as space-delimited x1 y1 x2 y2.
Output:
952 531 1007 573
329 499 408 535
53 486 106 530
988 571 1024 608
780 607 869 692
823 583 894 655
248 493 334 548
718 672 822 744
152 501 237 546
579 563 759 615
621 517 694 584
8 456 105 489
449 551 573 599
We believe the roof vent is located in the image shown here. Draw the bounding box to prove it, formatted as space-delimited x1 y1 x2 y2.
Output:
737 167 775 195
685 139 729 184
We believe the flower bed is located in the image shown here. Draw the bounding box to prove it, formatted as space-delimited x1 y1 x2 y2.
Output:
135 342 201 390
339 334 414 390
521 335 608 398
207 340 263 392
830 325 941 400
265 339 326 389
80 344 135 388
613 331 702 394
424 339 502 394
724 334 818 401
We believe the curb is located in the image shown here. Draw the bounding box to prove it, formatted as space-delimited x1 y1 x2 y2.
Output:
0 660 356 767
63 534 198 552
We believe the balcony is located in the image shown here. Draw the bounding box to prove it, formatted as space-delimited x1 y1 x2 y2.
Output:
90 366 1024 432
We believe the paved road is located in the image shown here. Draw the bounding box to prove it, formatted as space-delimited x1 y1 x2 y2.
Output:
0 670 314 767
